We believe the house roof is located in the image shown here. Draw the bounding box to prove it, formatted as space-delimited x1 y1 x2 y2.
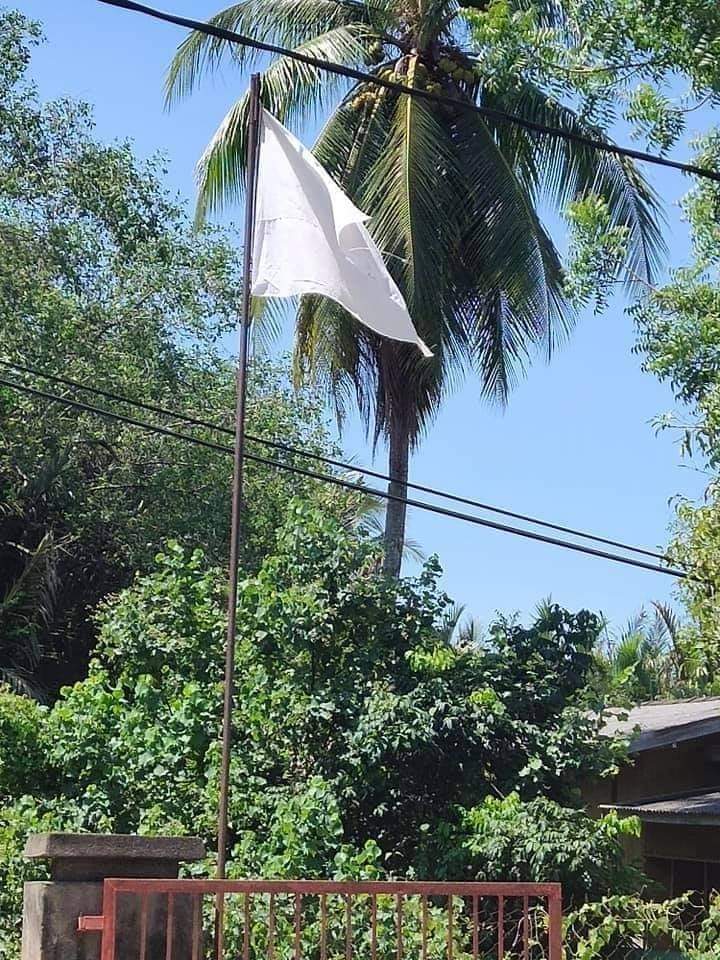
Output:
601 697 720 753
605 790 720 826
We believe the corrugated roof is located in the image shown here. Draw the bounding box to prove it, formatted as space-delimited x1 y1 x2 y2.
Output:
601 698 720 752
606 790 720 825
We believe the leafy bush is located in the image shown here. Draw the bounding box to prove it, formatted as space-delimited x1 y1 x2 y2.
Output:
0 688 51 802
448 794 644 903
565 892 720 960
0 503 635 951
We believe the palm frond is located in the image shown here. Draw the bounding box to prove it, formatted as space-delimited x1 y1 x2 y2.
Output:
298 76 471 443
619 609 648 644
437 601 484 646
357 72 474 440
449 105 569 400
250 298 293 355
165 0 369 105
1 534 60 632
361 510 426 561
314 80 396 198
437 601 466 643
611 631 645 675
295 293 376 429
455 617 484 647
0 532 61 701
651 601 682 647
195 25 373 222
534 595 555 621
482 81 667 285
361 70 460 325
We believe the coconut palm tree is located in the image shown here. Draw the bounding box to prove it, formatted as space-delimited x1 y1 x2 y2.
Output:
437 602 484 646
166 0 663 576
0 531 59 700
598 603 694 701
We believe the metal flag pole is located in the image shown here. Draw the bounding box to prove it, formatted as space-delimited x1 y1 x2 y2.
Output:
215 72 262 958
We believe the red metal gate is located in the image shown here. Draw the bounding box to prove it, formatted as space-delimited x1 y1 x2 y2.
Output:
79 879 562 960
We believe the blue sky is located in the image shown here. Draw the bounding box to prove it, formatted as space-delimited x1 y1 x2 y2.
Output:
21 0 718 630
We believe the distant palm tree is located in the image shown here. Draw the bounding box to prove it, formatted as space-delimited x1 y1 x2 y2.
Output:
438 602 483 646
0 532 59 700
166 0 663 576
333 470 425 561
599 603 687 701
1 455 67 700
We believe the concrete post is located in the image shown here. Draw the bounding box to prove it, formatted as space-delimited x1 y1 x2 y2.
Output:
21 833 205 960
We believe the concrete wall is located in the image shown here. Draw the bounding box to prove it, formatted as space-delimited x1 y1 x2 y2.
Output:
21 834 205 960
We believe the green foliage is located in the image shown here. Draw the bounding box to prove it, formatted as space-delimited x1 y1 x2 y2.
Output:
463 0 720 149
444 794 643 904
459 0 720 348
573 0 720 100
0 505 632 947
216 885 477 960
0 795 84 960
625 84 685 154
45 543 225 835
0 688 51 802
564 195 631 312
231 777 384 880
634 132 720 684
563 891 720 960
593 604 695 702
0 10 362 693
0 533 62 697
0 8 41 95
462 0 560 92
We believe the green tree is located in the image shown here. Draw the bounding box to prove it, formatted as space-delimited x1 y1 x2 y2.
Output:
0 10 362 693
634 132 720 688
455 0 720 156
549 0 720 120
0 687 50 803
165 0 663 576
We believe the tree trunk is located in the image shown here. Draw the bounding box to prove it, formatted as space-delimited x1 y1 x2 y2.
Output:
383 419 410 578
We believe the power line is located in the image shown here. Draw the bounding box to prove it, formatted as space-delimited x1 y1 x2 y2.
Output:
1 372 690 579
0 357 670 562
97 0 720 184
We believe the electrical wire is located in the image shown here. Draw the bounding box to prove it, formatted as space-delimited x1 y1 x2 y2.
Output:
0 373 690 579
97 0 720 184
0 357 670 563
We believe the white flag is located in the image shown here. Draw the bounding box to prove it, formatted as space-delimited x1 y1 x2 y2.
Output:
251 109 433 358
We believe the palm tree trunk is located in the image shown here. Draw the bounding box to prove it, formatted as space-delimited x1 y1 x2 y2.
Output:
383 419 410 578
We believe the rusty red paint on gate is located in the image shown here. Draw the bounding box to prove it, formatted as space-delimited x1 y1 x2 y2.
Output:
79 878 563 960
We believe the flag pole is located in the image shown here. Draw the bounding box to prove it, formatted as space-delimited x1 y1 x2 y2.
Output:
215 72 262 956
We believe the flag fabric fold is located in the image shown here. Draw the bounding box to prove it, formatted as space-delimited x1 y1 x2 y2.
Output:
251 109 433 358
